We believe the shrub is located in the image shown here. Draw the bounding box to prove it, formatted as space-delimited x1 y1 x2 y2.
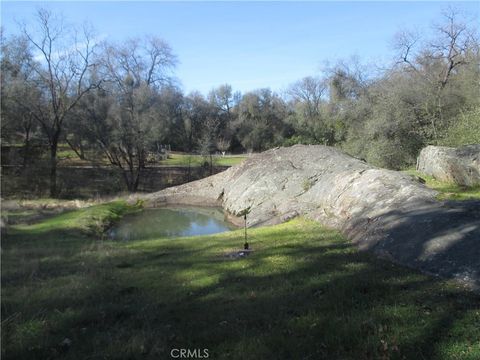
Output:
440 107 480 147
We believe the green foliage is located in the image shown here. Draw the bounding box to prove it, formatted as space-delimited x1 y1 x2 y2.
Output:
363 137 419 170
286 76 338 146
235 89 291 152
283 135 311 147
440 107 480 147
3 215 479 359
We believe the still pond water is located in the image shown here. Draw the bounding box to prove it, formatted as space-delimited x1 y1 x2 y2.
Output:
110 207 235 241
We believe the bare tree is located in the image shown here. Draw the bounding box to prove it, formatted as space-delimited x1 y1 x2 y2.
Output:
94 36 177 192
1 33 42 166
207 84 239 149
393 29 422 72
216 137 230 156
393 8 478 141
21 9 101 196
198 116 220 174
180 91 210 153
287 76 338 144
433 8 477 88
208 84 235 115
288 76 326 119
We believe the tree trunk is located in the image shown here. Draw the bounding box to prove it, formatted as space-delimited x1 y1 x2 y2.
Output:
49 141 58 197
209 154 213 175
133 168 141 192
22 127 31 168
66 139 86 160
122 167 140 192
121 171 129 191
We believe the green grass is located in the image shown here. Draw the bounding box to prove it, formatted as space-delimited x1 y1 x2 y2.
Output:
43 145 248 167
2 204 479 359
57 149 77 159
160 153 247 167
6 201 141 237
215 155 247 166
403 169 480 201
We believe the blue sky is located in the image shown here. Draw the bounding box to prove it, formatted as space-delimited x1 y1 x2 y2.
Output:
2 1 479 95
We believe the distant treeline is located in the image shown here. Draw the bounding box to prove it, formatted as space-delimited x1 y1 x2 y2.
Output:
1 8 479 195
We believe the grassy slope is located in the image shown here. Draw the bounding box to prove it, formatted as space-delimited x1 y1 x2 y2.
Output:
6 201 141 236
54 143 247 166
55 148 247 167
403 169 480 201
2 205 479 360
159 153 247 167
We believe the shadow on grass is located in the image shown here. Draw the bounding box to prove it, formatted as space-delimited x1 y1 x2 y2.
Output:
2 220 480 360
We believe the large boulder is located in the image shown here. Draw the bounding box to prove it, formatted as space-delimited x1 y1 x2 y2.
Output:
136 145 480 290
416 145 480 186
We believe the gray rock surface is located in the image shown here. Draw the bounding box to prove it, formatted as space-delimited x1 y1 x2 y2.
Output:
417 145 480 186
135 145 480 290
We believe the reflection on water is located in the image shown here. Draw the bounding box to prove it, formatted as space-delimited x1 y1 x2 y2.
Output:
110 207 235 241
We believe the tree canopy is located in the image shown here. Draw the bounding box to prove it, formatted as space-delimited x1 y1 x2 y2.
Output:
1 7 479 194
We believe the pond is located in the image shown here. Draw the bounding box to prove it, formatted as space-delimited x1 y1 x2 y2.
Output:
109 206 235 241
